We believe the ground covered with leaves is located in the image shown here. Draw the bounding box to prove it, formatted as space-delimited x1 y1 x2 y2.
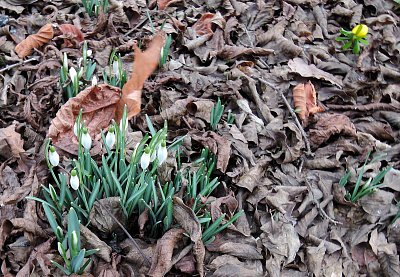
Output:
1 0 400 276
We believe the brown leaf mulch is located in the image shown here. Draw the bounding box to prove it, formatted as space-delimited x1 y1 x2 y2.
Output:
1 0 400 276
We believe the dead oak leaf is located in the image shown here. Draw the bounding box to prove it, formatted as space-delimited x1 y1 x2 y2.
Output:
15 23 54 58
56 24 84 48
309 113 357 148
157 0 183 10
0 124 25 159
48 84 121 155
192 13 225 36
293 81 324 125
116 32 165 122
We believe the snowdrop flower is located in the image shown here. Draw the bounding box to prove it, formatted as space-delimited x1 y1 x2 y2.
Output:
112 60 119 78
57 242 64 256
91 75 98 86
150 149 156 162
105 126 116 149
69 67 77 81
141 147 151 170
157 141 168 165
81 127 92 150
48 145 59 167
86 49 92 57
70 169 79 190
73 122 81 137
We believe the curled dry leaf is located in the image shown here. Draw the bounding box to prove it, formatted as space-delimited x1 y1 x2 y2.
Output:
15 23 54 58
192 13 224 36
57 24 84 47
48 84 121 154
309 113 357 148
116 32 165 122
157 0 183 10
0 124 25 159
293 81 324 125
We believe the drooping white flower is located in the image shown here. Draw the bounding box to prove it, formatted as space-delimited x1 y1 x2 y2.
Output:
81 128 92 150
70 169 79 190
69 67 77 81
105 126 116 149
48 145 59 167
157 141 168 165
91 75 98 86
141 147 151 170
86 49 92 57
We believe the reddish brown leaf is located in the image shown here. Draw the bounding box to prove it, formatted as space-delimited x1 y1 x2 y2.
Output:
193 13 216 36
293 81 324 125
15 23 54 58
57 24 85 47
116 32 165 122
157 0 183 10
48 84 121 155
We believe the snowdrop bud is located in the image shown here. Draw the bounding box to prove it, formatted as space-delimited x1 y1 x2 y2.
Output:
112 61 119 78
70 169 79 190
77 57 83 68
58 242 64 256
78 67 84 79
48 145 59 167
69 67 77 81
86 49 92 57
91 75 98 86
157 141 168 165
71 230 79 250
141 147 151 170
119 117 128 132
73 122 79 137
81 128 92 150
63 53 68 71
150 149 156 162
105 126 116 149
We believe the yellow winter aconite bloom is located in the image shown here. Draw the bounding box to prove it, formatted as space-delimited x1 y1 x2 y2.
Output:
351 24 368 38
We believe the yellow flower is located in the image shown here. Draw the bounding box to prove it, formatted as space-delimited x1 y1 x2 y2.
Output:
352 24 368 38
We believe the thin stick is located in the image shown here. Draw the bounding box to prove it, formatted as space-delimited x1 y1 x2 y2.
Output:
0 57 38 73
256 77 313 156
305 179 342 225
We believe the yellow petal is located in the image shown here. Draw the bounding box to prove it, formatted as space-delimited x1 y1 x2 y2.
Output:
352 24 368 38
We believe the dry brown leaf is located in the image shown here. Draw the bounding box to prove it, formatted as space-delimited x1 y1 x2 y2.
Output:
89 197 126 235
173 197 205 277
309 113 357 148
288 58 343 87
147 228 185 277
293 81 324 125
0 124 25 159
193 13 216 36
48 84 121 154
116 32 165 122
57 24 84 47
15 23 54 58
157 0 183 10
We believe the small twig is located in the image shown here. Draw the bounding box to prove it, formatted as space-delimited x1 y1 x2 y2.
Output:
305 179 342 225
0 57 38 73
124 16 149 37
81 185 151 266
256 77 313 156
327 103 400 112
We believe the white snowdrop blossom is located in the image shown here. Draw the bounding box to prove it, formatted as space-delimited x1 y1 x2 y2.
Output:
105 126 116 149
141 147 151 170
81 128 92 150
69 67 77 81
70 169 79 190
48 146 60 167
91 75 98 86
86 49 92 57
157 141 168 165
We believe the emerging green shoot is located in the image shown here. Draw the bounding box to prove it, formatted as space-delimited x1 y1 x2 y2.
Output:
210 98 224 130
81 0 108 17
339 151 392 203
103 50 127 88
